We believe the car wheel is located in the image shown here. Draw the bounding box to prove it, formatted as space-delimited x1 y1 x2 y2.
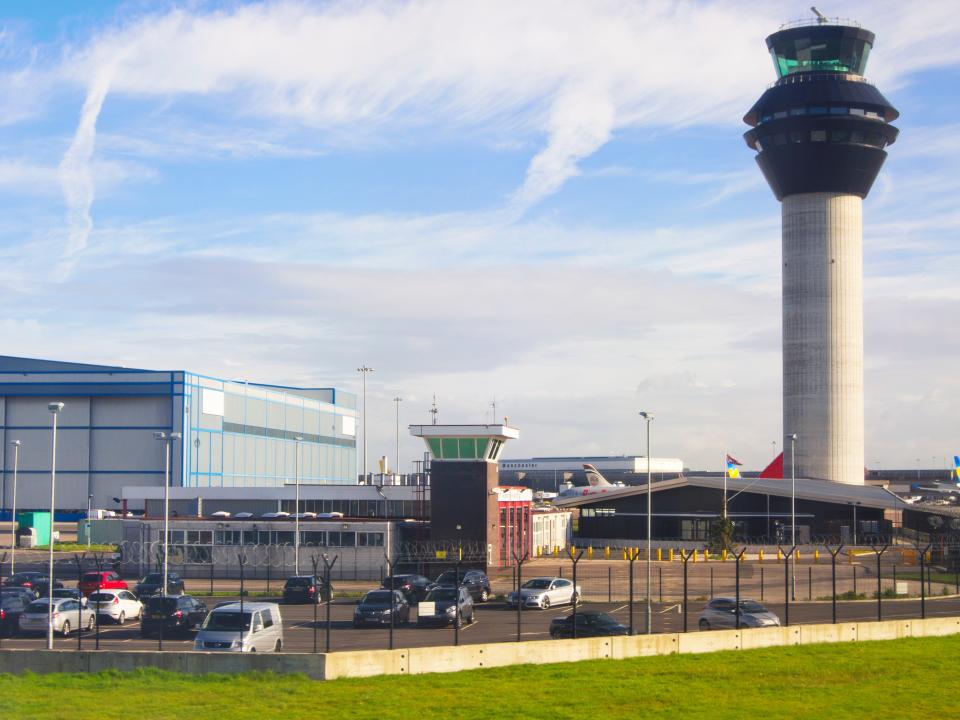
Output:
136 608 142 621
699 619 710 631
571 592 580 606
61 620 71 637
541 596 551 610
479 589 489 603
117 611 126 625
87 616 95 631
275 639 282 652
468 611 475 625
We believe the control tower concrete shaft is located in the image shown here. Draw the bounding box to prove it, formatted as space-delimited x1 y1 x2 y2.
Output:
744 19 899 485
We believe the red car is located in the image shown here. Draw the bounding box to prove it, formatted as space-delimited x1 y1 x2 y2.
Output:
78 571 128 597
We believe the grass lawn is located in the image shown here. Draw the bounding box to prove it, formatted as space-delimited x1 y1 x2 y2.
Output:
33 543 118 553
2 636 960 719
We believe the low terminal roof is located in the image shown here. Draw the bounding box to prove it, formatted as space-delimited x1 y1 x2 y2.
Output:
555 474 905 511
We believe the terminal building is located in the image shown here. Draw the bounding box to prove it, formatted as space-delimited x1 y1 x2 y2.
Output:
0 355 358 515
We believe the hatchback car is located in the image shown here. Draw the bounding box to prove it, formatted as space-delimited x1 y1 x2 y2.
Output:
282 575 331 604
134 572 185 598
19 597 96 636
141 595 208 637
48 588 85 603
78 571 127 597
194 602 283 653
507 577 580 610
352 590 410 627
417 585 474 627
1 593 28 636
381 574 431 603
549 611 629 639
88 589 143 624
697 598 781 630
431 569 492 602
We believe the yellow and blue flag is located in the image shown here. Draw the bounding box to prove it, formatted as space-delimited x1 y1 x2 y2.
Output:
726 454 743 479
954 455 960 481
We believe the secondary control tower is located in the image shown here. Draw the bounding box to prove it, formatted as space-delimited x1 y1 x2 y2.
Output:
744 14 899 485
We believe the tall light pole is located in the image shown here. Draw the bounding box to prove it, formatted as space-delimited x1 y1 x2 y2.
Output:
787 432 797 600
9 439 20 576
294 435 303 574
154 431 182 597
639 411 654 634
393 397 402 481
47 401 64 650
357 366 374 483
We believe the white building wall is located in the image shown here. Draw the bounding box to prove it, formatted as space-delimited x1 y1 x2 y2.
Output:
532 511 571 553
782 192 864 485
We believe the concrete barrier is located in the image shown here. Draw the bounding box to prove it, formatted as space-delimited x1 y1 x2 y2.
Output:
2 615 959 680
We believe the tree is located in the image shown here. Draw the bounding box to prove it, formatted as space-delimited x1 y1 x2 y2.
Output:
709 517 735 553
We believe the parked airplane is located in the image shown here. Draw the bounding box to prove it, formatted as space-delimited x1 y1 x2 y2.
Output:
555 464 632 504
909 455 960 496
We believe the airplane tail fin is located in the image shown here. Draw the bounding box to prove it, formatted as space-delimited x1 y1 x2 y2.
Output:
583 464 612 487
954 455 960 482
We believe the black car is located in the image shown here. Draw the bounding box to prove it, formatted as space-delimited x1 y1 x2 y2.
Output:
549 611 629 639
0 593 27 636
352 590 410 627
282 575 332 604
431 569 492 602
134 572 185 598
1 587 37 605
381 574 431 603
2 572 64 597
141 595 208 637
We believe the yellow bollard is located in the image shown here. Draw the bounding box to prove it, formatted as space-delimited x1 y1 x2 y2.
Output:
692 549 698 563
796 549 801 562
553 546 559 558
722 549 728 562
704 549 710 563
777 549 783 563
758 549 764 563
814 549 820 564
587 546 594 559
848 551 853 564
657 547 662 562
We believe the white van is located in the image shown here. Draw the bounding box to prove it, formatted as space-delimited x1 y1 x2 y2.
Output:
194 601 283 653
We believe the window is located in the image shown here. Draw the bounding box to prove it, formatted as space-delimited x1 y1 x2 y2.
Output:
358 532 384 547
773 111 787 119
789 107 805 116
829 106 848 115
789 131 804 144
186 531 213 545
773 134 787 146
215 530 242 545
811 130 827 142
261 609 274 629
809 106 828 116
301 531 327 546
328 531 355 547
849 108 865 116
830 129 850 143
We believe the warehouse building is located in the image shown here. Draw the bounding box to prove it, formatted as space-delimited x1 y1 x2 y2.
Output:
0 356 357 515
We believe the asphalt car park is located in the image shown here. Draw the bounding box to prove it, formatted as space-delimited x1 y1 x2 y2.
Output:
1 595 958 653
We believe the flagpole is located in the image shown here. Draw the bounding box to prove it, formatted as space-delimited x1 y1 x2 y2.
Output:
722 451 728 520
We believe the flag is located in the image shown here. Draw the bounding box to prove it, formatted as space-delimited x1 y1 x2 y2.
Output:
954 455 960 481
726 454 743 479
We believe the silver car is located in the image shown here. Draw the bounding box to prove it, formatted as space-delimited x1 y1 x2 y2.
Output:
697 598 780 630
194 602 283 653
19 597 96 636
506 577 580 610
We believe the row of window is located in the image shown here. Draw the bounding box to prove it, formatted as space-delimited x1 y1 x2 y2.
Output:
278 499 428 517
162 529 384 547
758 106 884 124
756 128 888 151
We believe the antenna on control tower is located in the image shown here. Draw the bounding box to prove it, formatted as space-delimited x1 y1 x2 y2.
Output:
811 6 828 24
429 394 438 425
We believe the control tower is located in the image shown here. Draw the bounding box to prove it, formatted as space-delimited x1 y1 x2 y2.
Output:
744 15 899 485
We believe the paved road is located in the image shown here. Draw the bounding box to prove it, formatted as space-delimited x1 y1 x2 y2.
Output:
2 596 958 654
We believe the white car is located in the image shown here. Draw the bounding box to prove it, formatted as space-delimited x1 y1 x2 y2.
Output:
19 597 96 636
506 577 580 609
195 602 283 653
88 589 143 624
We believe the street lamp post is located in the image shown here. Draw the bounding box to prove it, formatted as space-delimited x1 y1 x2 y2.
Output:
294 435 303 574
639 411 654 634
357 366 374 483
393 396 402 481
787 433 797 600
154 431 182 597
9 440 20 576
47 401 64 650
86 494 93 548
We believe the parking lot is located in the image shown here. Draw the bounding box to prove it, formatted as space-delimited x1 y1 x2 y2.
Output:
3 590 959 653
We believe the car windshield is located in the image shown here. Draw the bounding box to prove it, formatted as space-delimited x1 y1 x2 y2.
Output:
522 579 552 590
146 597 178 612
203 611 251 631
88 593 115 602
382 577 408 587
26 601 54 614
285 577 313 588
141 574 162 583
739 601 767 613
435 571 463 584
362 591 393 605
427 588 457 602
81 573 102 583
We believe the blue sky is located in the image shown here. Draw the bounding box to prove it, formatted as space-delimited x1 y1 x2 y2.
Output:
1 1 958 473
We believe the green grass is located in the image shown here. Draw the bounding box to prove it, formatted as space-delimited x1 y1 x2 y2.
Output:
1 636 959 719
32 543 118 553
896 571 959 586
